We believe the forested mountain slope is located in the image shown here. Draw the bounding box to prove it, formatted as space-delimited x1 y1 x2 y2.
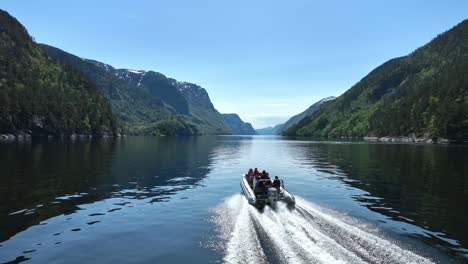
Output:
284 20 468 142
279 96 336 134
0 10 119 137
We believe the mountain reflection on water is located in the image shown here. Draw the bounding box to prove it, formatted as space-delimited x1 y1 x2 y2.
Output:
284 141 468 258
0 137 218 243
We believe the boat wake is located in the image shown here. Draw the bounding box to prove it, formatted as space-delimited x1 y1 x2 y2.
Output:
210 194 434 264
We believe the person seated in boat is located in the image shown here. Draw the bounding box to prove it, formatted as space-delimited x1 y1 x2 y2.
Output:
254 169 263 180
254 180 267 196
261 170 268 179
254 168 259 176
272 176 281 189
263 173 273 186
246 168 254 184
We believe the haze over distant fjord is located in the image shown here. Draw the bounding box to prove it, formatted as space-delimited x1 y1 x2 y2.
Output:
2 0 467 128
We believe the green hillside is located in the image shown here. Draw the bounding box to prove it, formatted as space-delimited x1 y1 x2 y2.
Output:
279 96 336 134
284 20 468 142
0 10 119 137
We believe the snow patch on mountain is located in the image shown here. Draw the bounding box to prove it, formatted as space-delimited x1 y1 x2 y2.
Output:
319 96 337 103
84 59 114 73
175 81 207 98
126 69 146 74
137 72 146 86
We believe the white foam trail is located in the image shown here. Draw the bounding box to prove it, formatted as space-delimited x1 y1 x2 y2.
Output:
211 195 266 264
260 204 363 263
211 195 434 264
249 207 306 263
295 198 432 263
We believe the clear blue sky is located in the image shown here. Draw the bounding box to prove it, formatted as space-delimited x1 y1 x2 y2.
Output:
2 0 467 128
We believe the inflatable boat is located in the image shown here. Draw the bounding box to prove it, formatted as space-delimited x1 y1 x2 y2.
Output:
240 174 295 207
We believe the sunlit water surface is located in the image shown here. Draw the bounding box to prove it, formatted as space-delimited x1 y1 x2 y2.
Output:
0 136 467 263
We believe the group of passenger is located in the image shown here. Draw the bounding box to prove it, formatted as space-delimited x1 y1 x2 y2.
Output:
245 168 282 195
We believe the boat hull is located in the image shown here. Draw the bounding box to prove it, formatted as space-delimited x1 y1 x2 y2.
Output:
240 175 256 205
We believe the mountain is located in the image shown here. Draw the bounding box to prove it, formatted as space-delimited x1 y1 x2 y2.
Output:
281 97 336 132
41 45 231 135
41 45 175 127
131 71 189 114
255 124 285 135
222 114 256 135
0 10 119 137
175 82 231 134
284 20 468 142
254 96 336 135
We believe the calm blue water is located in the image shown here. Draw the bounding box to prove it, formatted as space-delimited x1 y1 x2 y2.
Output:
0 136 467 263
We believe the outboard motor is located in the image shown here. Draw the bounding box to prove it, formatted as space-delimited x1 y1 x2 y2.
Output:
267 188 278 206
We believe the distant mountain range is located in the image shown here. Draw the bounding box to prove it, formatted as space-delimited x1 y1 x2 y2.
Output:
255 124 285 135
284 19 468 142
255 96 336 135
222 114 256 135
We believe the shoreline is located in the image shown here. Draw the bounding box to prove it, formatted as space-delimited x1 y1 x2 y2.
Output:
2 134 464 145
363 136 452 144
0 133 122 141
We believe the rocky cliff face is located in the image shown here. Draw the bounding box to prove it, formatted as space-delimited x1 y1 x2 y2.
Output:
175 81 231 134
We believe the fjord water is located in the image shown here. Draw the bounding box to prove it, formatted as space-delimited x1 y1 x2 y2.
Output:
0 136 467 263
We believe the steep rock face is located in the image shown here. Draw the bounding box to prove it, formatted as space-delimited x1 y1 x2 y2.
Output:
284 20 468 141
222 114 256 135
0 10 119 136
175 81 231 134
